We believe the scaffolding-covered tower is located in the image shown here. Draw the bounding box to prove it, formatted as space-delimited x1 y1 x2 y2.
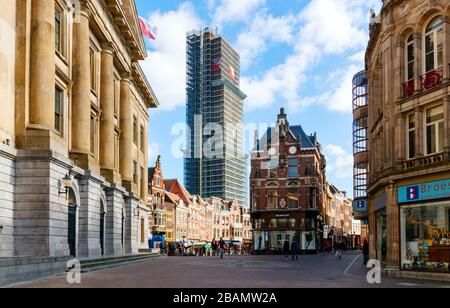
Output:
352 70 369 221
185 28 248 206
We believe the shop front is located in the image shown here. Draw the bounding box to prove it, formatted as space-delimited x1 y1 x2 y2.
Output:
251 211 323 254
398 179 450 274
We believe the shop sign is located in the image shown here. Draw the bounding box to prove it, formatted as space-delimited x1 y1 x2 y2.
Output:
352 219 361 236
275 214 290 218
323 225 329 239
398 179 450 204
353 200 367 212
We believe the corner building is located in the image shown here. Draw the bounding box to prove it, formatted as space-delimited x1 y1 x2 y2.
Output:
250 109 326 254
366 0 450 280
0 0 158 261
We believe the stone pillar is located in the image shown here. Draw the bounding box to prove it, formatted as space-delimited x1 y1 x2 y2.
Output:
385 183 399 270
27 0 56 149
29 0 55 129
124 195 139 254
414 33 422 94
100 44 120 184
394 42 403 101
396 113 405 162
78 172 103 257
415 107 424 157
71 5 92 169
105 185 126 256
442 17 449 81
119 74 133 192
444 97 450 151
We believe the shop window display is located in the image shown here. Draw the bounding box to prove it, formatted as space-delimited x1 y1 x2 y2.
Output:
400 202 450 273
376 210 387 264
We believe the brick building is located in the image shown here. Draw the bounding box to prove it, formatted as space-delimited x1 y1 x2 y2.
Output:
365 0 450 280
250 108 326 253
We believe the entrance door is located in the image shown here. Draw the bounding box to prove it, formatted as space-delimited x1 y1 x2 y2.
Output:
68 205 77 257
100 207 105 255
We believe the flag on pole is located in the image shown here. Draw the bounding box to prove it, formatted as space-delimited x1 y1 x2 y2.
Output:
139 16 157 40
211 58 221 72
228 66 235 80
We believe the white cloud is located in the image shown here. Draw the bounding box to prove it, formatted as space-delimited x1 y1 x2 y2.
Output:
325 144 353 179
140 2 201 111
212 0 266 28
236 12 296 69
241 0 376 112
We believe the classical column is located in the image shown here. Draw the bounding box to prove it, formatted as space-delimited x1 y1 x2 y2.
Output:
444 97 450 152
396 113 406 162
414 33 422 94
386 182 399 270
119 73 133 191
71 5 91 169
415 107 424 157
442 17 449 81
28 0 55 132
99 43 119 183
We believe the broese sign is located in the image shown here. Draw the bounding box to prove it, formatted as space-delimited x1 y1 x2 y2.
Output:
398 179 450 204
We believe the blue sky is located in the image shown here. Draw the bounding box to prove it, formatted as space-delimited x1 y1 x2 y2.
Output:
136 0 382 197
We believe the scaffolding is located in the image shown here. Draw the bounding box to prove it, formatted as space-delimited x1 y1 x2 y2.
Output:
185 28 247 206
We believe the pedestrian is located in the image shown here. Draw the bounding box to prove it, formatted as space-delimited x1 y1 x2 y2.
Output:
291 237 299 261
336 241 344 260
219 237 225 259
204 242 211 256
211 239 217 256
160 240 166 256
362 239 369 265
283 240 290 261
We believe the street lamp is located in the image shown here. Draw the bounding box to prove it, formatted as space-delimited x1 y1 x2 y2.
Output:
58 173 72 200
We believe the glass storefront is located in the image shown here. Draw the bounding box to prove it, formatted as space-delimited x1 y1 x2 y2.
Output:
301 231 316 251
376 210 387 264
400 202 450 273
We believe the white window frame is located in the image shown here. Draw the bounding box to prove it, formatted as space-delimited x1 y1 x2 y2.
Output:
424 105 444 155
423 16 444 73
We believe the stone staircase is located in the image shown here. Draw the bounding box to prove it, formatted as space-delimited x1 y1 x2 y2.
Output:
74 253 162 273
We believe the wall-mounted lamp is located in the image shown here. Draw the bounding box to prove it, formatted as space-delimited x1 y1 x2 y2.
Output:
134 204 142 217
58 173 72 200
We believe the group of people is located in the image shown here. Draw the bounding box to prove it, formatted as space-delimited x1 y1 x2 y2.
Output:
159 237 252 258
282 238 299 261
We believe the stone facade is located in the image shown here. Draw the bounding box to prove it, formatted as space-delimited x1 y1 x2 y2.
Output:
366 0 450 280
0 0 158 262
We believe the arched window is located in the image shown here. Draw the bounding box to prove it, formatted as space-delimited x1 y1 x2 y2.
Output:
406 34 415 81
424 16 444 73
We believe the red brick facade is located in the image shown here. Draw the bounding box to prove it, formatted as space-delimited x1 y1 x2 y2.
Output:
250 108 326 253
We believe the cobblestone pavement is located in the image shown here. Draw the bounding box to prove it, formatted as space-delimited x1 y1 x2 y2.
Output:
13 252 450 288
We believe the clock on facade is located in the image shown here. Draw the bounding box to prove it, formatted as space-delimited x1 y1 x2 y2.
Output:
289 146 297 155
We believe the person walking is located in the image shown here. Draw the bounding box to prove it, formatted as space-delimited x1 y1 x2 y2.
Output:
283 240 290 261
219 237 225 259
362 239 369 265
160 240 166 256
291 238 299 261
336 241 344 260
211 239 217 256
